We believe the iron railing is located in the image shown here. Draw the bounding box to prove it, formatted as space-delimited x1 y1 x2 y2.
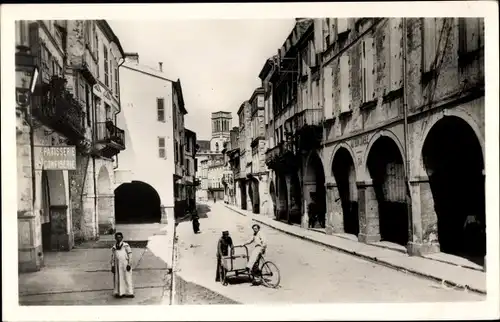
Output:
95 121 125 147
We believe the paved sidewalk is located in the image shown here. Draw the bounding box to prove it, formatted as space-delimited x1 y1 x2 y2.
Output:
19 223 174 305
224 204 487 294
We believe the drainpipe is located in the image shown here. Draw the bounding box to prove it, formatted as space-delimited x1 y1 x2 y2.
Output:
402 18 413 251
114 57 126 170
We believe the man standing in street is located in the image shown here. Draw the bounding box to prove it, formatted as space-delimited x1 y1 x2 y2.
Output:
111 232 134 298
215 231 233 282
244 224 267 274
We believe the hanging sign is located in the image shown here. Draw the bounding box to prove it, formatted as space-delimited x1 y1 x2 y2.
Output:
35 146 77 170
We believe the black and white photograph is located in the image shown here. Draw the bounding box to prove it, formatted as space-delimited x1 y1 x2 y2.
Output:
2 2 499 321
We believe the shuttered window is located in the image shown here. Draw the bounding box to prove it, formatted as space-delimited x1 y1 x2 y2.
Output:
360 36 375 102
340 54 350 113
422 18 437 73
157 98 165 122
158 137 166 159
389 18 403 91
323 65 334 118
459 18 481 54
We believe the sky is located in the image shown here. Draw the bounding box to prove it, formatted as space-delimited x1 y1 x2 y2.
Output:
108 19 296 140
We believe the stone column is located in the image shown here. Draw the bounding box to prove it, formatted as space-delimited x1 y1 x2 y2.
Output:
17 113 43 272
302 182 316 228
406 176 440 256
357 180 381 243
285 175 293 223
325 183 344 235
98 194 115 235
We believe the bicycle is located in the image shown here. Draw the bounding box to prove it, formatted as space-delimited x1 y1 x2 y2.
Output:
219 245 281 288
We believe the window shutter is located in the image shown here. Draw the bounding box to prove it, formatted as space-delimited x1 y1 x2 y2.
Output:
365 37 375 101
390 19 403 91
314 19 324 53
323 65 334 118
466 18 480 52
422 18 436 72
337 18 349 34
340 55 350 113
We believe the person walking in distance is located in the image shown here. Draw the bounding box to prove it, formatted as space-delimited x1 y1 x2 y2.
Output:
244 224 267 275
307 192 318 228
111 232 134 298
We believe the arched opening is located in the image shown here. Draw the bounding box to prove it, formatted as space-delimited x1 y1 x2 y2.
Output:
97 166 114 234
41 170 68 251
269 181 277 218
289 173 302 225
422 116 485 264
239 181 247 210
114 181 161 224
332 147 359 235
366 136 408 246
248 178 260 214
305 152 327 228
276 173 288 221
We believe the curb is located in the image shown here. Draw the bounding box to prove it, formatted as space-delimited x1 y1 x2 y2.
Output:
224 205 486 295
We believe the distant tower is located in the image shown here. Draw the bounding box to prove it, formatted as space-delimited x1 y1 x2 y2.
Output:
211 111 232 139
210 111 232 152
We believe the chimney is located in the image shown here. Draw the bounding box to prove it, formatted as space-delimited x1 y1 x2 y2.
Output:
124 52 139 64
159 62 163 72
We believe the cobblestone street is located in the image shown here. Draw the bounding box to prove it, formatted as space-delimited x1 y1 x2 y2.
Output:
174 202 485 304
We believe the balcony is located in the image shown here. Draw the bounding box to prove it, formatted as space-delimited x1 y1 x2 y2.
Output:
291 108 323 151
265 141 298 171
33 76 85 140
94 121 125 158
75 47 98 86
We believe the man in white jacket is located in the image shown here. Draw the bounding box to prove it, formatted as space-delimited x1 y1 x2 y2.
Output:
244 224 267 274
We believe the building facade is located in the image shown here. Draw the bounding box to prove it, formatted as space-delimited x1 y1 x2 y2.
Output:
257 17 485 264
116 55 188 224
184 128 198 211
195 111 232 202
16 20 126 272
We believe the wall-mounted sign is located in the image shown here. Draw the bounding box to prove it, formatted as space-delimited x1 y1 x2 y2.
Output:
36 146 77 170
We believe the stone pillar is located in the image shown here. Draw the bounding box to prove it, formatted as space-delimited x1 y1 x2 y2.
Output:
406 176 440 256
325 183 344 235
246 181 253 212
98 194 115 235
357 180 381 243
17 112 43 272
259 176 269 216
235 181 241 208
160 205 171 224
285 175 293 223
302 182 316 228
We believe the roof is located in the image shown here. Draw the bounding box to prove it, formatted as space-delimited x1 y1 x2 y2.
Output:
258 56 276 80
184 128 196 137
237 101 248 116
173 79 187 115
97 20 125 58
197 140 211 151
122 59 180 84
249 87 265 104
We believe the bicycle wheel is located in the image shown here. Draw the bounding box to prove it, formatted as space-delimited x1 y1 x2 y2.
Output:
260 261 280 288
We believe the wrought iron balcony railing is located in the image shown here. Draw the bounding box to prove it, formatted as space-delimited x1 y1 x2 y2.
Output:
95 121 125 147
33 76 85 139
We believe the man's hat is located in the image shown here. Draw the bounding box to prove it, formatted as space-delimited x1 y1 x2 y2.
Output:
222 230 229 236
251 224 260 230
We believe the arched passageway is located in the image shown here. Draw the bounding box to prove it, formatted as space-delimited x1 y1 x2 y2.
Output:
269 181 277 218
239 181 247 210
248 178 260 214
276 173 288 221
289 173 302 225
114 181 161 223
367 136 408 246
97 166 114 234
332 148 359 235
305 152 326 228
422 116 485 263
41 170 68 251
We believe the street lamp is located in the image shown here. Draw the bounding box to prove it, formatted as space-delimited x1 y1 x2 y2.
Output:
16 45 39 108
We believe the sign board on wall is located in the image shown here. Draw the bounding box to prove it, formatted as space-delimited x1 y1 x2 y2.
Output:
34 146 77 170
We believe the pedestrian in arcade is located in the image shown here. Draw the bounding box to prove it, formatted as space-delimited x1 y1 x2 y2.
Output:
111 232 134 298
